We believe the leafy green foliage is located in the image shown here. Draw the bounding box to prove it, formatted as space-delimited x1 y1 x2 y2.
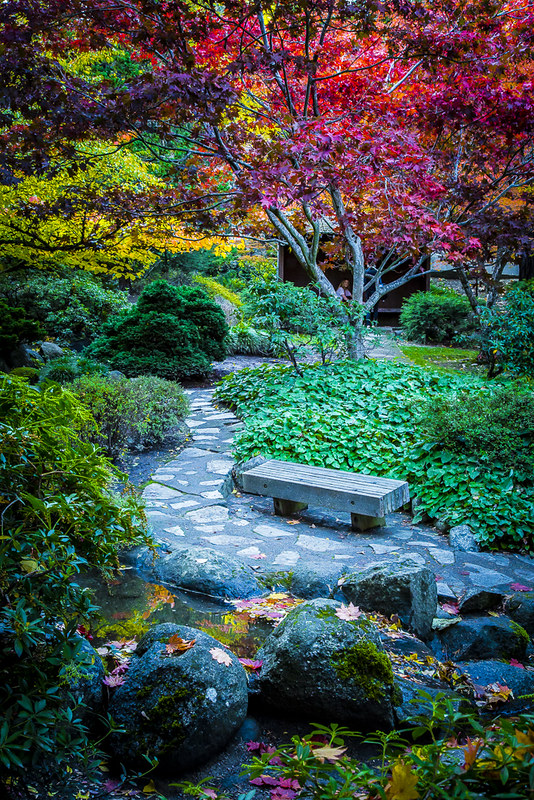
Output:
87 280 229 380
216 360 534 550
227 322 274 356
70 373 189 457
39 353 109 385
243 278 352 373
0 300 43 367
399 345 479 373
8 366 40 383
400 287 476 344
482 280 534 378
0 376 152 775
0 269 130 344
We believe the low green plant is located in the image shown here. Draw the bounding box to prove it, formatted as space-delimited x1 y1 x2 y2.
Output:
39 353 109 384
0 269 129 344
400 287 477 344
481 280 534 378
193 274 243 308
216 360 534 550
227 322 274 356
0 300 43 367
87 279 229 380
70 373 189 458
400 344 479 372
8 366 40 383
0 375 152 780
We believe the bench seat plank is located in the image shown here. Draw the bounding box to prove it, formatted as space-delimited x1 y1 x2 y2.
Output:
242 459 409 518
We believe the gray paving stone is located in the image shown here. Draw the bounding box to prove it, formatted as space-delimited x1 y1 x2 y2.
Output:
201 491 224 500
163 525 185 536
273 550 300 566
143 483 183 500
200 480 224 486
186 505 229 524
170 500 201 509
296 534 336 553
203 535 253 546
430 549 456 565
207 459 234 474
254 524 294 539
237 546 266 558
368 544 399 555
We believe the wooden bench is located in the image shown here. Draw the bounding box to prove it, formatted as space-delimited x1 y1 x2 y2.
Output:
242 459 410 531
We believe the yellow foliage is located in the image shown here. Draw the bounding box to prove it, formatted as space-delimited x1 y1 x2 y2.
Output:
193 275 243 307
0 140 238 277
385 762 420 800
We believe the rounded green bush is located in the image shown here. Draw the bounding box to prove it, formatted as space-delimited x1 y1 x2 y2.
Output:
400 287 476 344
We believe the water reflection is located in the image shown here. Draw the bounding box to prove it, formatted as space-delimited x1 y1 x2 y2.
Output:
76 569 272 658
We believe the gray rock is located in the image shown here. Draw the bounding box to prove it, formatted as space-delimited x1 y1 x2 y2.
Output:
153 545 262 599
435 519 450 534
458 589 504 614
457 660 534 713
340 561 437 640
108 370 126 381
232 456 267 492
257 599 396 730
11 344 43 368
394 678 461 725
435 616 529 662
449 525 479 552
289 568 337 599
504 593 534 637
39 341 64 360
109 624 247 772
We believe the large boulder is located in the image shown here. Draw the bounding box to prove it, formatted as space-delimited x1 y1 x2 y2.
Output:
458 589 504 614
40 341 64 360
504 593 534 637
434 617 529 662
457 660 534 714
68 636 105 715
153 545 262 599
257 599 396 730
109 624 248 772
340 561 437 639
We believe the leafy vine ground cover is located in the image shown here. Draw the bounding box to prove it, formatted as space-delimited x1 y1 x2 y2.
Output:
215 360 534 551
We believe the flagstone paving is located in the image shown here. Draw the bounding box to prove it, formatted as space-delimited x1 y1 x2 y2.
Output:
142 385 534 600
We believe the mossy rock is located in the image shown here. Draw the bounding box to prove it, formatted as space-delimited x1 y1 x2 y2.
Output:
256 599 395 731
434 616 530 662
109 624 247 772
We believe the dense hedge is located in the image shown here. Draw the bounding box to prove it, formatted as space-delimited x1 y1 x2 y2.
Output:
400 287 476 344
216 360 534 551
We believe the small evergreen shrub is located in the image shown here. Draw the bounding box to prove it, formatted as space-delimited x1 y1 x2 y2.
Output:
400 287 476 343
0 270 129 344
71 373 189 457
0 375 151 775
87 280 229 380
0 300 43 367
482 280 534 378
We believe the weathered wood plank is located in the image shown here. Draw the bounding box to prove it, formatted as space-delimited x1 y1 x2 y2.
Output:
242 459 410 518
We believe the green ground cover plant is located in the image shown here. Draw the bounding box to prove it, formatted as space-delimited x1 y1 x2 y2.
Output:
216 360 534 551
39 353 109 384
399 345 479 373
481 280 534 379
87 279 229 380
0 375 152 780
182 698 534 800
70 373 189 458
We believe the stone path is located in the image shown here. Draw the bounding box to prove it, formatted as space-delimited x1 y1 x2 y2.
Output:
142 385 534 601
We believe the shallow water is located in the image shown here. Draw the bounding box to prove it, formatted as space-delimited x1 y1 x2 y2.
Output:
76 569 273 658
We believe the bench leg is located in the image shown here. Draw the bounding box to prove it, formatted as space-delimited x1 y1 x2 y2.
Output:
351 513 386 531
274 498 308 516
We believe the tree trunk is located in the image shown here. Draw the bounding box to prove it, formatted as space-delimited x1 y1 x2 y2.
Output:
456 266 480 315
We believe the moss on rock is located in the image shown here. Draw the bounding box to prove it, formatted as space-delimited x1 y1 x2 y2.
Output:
332 640 394 701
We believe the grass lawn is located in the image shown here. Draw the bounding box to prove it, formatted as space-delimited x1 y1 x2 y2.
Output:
399 344 481 373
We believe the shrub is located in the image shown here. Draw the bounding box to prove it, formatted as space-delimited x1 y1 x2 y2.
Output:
39 353 109 384
400 287 476 343
192 274 243 308
0 300 43 367
87 280 229 380
0 270 130 344
9 366 40 383
70 373 189 457
481 280 534 378
216 360 534 551
0 375 151 777
226 322 274 356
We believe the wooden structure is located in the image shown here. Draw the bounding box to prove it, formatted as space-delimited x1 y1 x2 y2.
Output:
242 458 410 531
278 244 429 326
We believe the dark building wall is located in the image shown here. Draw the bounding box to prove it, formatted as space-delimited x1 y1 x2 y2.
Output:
278 245 429 326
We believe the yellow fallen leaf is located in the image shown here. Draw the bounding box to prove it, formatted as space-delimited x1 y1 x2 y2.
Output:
312 744 347 763
386 762 420 800
20 559 39 573
143 780 156 794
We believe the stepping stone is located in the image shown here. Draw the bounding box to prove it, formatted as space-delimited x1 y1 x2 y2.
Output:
146 510 172 518
430 549 455 565
333 554 355 560
237 546 266 558
273 550 300 567
152 473 175 481
164 525 185 536
187 448 214 458
201 491 224 500
194 524 227 533
368 544 399 555
296 534 335 553
254 524 294 539
207 459 234 474
143 483 182 500
403 553 427 566
408 540 439 547
194 436 218 441
185 420 207 427
170 500 200 509
185 471 197 475
231 519 250 527
204 535 252 546
200 480 224 486
187 505 229 524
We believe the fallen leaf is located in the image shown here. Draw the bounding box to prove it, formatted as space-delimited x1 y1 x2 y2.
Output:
441 602 460 615
210 647 233 666
510 583 532 592
142 780 156 794
239 658 263 671
509 659 525 668
335 603 363 621
311 744 347 763
385 762 420 800
286 520 300 525
166 635 195 655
